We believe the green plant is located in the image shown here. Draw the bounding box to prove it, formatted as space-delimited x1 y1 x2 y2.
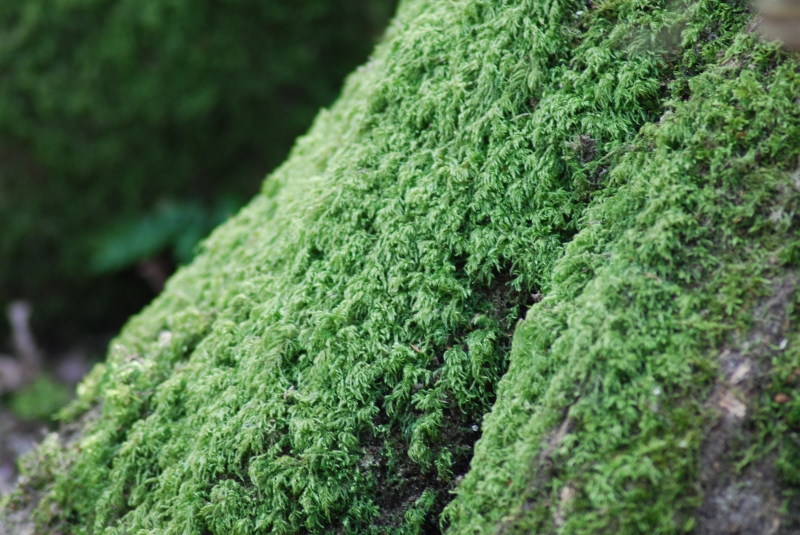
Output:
90 197 244 274
0 0 397 345
6 0 800 533
8 376 71 422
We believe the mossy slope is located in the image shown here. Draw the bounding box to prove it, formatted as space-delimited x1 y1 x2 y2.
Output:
447 34 800 534
5 0 800 533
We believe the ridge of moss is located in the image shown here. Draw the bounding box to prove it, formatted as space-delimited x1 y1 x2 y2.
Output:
446 33 800 533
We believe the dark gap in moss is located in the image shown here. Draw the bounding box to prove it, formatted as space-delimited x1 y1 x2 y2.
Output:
469 267 535 407
472 268 527 325
450 253 468 276
365 406 478 533
566 135 597 166
308 244 325 263
354 265 532 532
555 213 580 246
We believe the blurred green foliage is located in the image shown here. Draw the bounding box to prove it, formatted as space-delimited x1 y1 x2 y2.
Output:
8 376 71 421
0 0 396 346
90 197 244 274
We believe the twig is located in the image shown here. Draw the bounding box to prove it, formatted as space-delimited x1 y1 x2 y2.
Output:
8 301 42 370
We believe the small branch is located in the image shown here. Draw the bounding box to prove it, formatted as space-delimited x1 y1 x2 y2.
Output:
8 301 42 370
0 355 25 396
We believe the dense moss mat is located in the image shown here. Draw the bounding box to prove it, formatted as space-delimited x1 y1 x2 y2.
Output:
446 34 800 534
0 0 395 344
5 0 800 533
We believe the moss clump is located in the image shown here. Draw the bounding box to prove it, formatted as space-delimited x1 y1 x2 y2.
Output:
446 33 800 533
5 0 800 533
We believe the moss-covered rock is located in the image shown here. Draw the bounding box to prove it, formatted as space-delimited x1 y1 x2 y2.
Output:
4 0 800 533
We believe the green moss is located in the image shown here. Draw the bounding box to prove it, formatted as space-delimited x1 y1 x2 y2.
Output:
7 0 800 533
446 34 800 533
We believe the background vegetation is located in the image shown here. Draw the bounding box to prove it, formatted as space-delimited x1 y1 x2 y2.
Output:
0 0 396 349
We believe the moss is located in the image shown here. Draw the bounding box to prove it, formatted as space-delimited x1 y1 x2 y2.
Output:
446 32 800 534
5 0 800 533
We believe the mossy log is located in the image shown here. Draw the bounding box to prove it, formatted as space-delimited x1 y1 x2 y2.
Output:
3 0 800 533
